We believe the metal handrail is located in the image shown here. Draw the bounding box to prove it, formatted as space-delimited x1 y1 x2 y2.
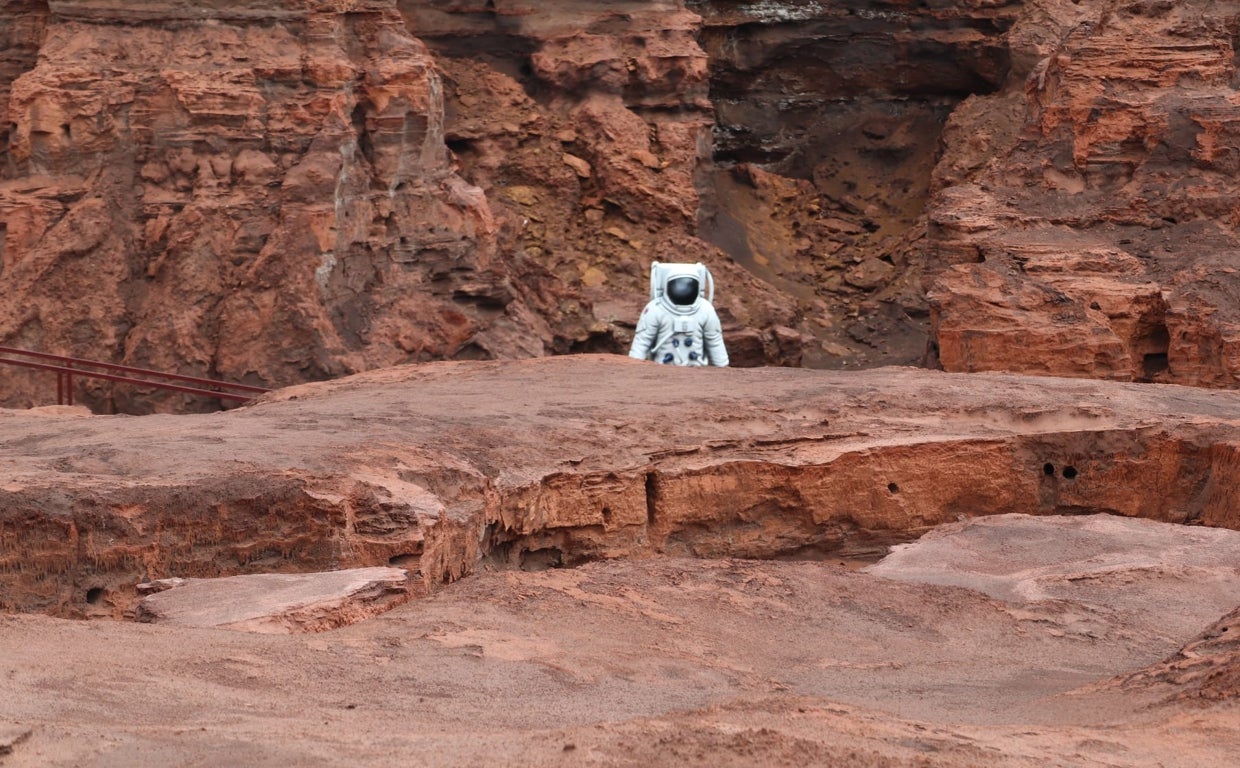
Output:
0 345 270 406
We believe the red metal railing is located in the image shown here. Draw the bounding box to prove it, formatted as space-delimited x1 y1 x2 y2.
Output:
0 346 270 407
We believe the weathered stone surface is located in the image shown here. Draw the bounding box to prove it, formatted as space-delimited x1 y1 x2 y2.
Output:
0 0 564 412
1 522 1238 766
0 355 1239 765
925 0 1240 387
404 1 816 367
0 0 1067 395
867 513 1240 641
132 566 415 633
688 0 1022 366
0 2 47 150
1114 604 1240 703
692 0 1019 164
5 355 1240 617
5 0 1240 398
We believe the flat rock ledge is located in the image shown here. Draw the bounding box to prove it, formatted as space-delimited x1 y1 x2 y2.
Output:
131 567 414 634
7 355 1240 618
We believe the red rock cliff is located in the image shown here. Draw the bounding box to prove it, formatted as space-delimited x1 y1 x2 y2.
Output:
3 0 1240 410
926 0 1240 386
0 1 584 411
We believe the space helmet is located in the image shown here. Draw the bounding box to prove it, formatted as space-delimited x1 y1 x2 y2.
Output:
648 261 715 315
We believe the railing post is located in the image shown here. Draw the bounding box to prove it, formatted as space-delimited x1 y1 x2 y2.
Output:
53 366 75 406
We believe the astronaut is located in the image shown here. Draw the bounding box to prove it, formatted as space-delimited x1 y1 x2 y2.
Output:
628 261 729 367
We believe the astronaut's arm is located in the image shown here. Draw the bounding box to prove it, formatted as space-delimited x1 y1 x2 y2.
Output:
702 306 729 367
629 304 659 361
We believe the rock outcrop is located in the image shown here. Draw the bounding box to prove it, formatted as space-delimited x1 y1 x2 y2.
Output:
0 0 585 413
925 0 1240 387
5 355 1240 617
1111 604 1240 703
3 359 1240 765
0 0 823 415
0 1 47 149
4 0 1240 410
402 0 816 366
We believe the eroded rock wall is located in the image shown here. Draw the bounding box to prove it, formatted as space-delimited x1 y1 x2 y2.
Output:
399 0 817 365
0 0 592 412
0 2 48 152
690 0 1021 366
5 0 1240 407
925 0 1240 386
0 0 833 415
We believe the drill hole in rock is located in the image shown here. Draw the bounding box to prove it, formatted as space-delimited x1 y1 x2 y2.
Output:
1063 466 1078 480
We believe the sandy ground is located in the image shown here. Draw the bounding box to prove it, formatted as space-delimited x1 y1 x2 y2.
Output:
3 514 1239 767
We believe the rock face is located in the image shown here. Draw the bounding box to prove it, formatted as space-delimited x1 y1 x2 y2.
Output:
400 0 815 366
5 355 1240 617
686 0 1019 366
4 1 1240 409
0 0 586 412
925 0 1240 386
0 2 47 146
0 0 819 415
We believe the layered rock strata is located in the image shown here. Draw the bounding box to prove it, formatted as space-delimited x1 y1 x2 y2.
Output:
0 1 48 152
400 0 816 366
0 0 591 412
5 355 1240 618
4 0 1240 410
0 0 830 415
1115 604 1240 702
925 0 1240 386
685 0 1022 366
132 566 415 633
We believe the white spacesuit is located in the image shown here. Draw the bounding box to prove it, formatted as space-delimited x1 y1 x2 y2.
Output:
628 261 729 367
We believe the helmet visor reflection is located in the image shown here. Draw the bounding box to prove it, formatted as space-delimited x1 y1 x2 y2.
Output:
666 276 699 306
